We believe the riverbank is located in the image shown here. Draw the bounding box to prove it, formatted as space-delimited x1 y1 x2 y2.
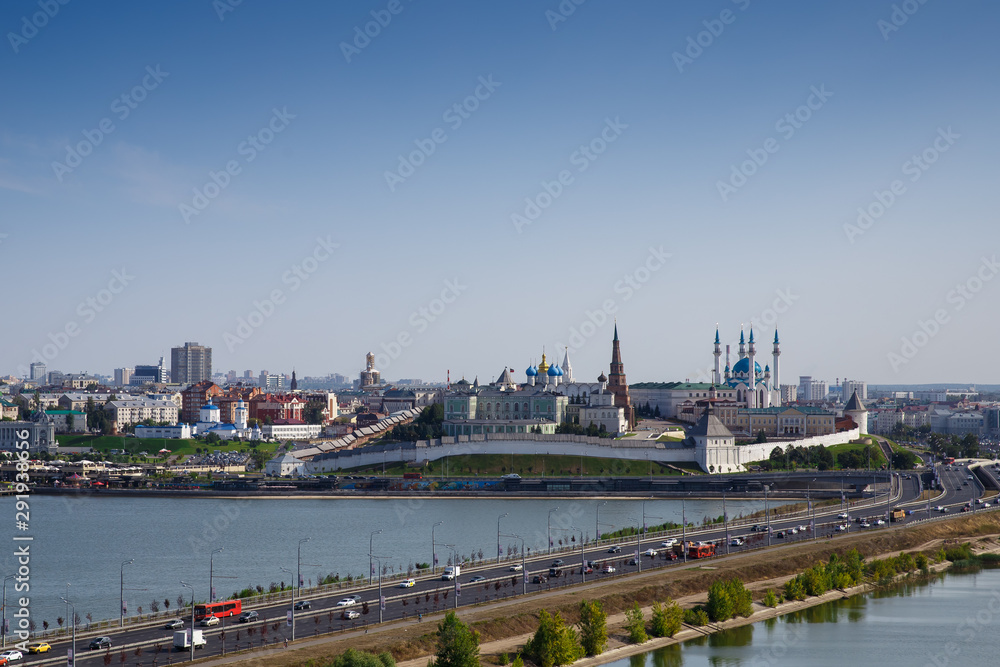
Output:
190 511 1000 667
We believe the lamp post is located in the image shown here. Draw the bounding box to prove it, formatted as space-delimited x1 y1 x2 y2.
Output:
210 548 224 604
497 513 508 564
444 545 459 609
280 566 297 641
595 501 608 545
505 534 527 595
547 507 559 554
179 582 195 662
369 529 382 585
765 484 772 546
681 498 687 563
297 538 310 600
120 559 133 628
431 521 443 574
723 488 730 555
59 596 76 667
2 574 14 648
569 527 585 583
371 555 388 624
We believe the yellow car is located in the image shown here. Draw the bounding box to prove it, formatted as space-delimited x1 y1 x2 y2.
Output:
28 642 52 653
399 578 416 588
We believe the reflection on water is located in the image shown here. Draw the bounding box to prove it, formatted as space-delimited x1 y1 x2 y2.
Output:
605 569 1000 667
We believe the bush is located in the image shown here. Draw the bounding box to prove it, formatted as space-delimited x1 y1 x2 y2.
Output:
498 653 509 665
524 610 582 667
649 600 683 638
707 578 753 622
763 590 779 608
577 600 607 657
623 603 647 643
683 607 709 626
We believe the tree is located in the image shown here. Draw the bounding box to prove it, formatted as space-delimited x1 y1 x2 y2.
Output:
624 603 647 643
329 649 396 667
769 446 784 466
649 599 683 638
428 611 480 667
707 578 752 621
577 600 607 657
524 610 582 667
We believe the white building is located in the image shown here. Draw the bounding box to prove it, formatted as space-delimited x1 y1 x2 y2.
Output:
104 399 179 428
262 422 322 441
841 380 867 402
135 424 192 439
265 453 306 477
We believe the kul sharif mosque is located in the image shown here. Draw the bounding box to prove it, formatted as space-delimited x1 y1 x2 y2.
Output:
713 326 783 409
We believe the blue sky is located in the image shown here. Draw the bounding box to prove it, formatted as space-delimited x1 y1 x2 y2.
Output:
1 0 997 385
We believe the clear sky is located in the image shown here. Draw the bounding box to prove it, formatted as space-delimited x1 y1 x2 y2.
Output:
1 0 997 386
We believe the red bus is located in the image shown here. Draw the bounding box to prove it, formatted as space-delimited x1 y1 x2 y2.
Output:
194 599 242 621
943 457 956 465
403 472 422 479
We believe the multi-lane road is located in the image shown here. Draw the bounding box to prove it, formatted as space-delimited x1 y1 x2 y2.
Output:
14 459 999 665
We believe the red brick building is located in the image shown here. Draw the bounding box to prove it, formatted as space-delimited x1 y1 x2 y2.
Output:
250 394 304 423
180 380 222 424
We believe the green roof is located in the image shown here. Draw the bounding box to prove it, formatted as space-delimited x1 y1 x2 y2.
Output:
45 409 86 415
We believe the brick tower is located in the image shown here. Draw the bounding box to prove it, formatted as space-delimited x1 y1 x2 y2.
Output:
607 323 634 429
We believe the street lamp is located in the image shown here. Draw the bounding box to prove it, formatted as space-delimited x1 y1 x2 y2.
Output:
297 538 310 599
595 501 608 545
569 527 585 582
497 513 509 563
547 507 560 554
681 498 687 563
210 548 224 603
180 581 195 662
432 521 443 574
59 596 76 667
2 574 14 648
369 529 382 585
505 534 527 595
444 545 459 609
723 488 730 555
279 566 297 641
371 555 389 624
120 559 133 628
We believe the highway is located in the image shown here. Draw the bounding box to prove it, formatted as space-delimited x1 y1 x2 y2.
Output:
14 460 998 666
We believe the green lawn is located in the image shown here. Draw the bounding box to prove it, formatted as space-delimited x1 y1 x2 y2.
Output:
656 433 685 442
56 434 279 459
335 453 691 477
825 440 887 468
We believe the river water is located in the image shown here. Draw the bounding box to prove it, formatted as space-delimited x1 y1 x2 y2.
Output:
0 494 773 631
610 568 1000 667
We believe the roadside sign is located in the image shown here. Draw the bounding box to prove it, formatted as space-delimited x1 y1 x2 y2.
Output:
380 595 386 610
286 611 293 627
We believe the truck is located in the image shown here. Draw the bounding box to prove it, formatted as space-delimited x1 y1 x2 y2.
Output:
173 629 206 651
890 508 906 522
441 565 461 581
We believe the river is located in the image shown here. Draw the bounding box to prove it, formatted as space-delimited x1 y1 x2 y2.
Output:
610 567 999 667
0 494 774 631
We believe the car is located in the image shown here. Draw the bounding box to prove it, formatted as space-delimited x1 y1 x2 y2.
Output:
641 548 658 557
838 512 849 520
342 610 361 620
501 473 521 479
968 475 975 480
200 616 220 627
509 564 523 572
603 565 616 574
875 519 885 526
532 575 547 584
799 525 809 532
551 560 564 566
400 578 416 587
775 531 785 538
964 481 969 485
860 521 871 527
294 600 311 611
0 651 21 662
750 525 761 532
984 502 992 508
583 566 594 574
956 487 962 491
26 643 51 654
468 575 487 583
660 539 677 548
164 618 185 629
835 524 848 532
347 595 362 602
627 557 639 565
548 568 563 577
238 611 259 622
607 545 622 553
89 637 112 650
335 598 357 607
789 527 799 534
730 537 744 546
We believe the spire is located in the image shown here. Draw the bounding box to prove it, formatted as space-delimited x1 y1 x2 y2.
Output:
714 327 720 345
748 328 754 344
773 329 780 345
613 320 619 342
739 328 745 345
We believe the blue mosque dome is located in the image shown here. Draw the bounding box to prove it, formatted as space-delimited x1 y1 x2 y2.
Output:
547 364 559 376
731 358 762 375
526 365 537 377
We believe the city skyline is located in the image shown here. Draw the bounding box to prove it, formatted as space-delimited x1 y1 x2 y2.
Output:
2 1 997 384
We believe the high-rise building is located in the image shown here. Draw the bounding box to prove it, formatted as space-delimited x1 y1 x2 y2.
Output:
133 357 168 385
244 370 254 379
171 343 212 384
114 367 133 386
29 362 47 382
841 379 867 402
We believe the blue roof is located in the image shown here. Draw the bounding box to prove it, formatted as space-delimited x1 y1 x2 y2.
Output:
526 365 537 377
731 358 762 375
202 404 219 410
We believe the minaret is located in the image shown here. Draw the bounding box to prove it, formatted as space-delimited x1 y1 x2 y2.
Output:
772 330 781 407
561 347 574 384
747 328 756 409
738 327 746 359
607 322 634 429
724 345 731 382
713 327 722 385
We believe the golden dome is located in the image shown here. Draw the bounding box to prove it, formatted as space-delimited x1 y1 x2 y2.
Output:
537 353 549 375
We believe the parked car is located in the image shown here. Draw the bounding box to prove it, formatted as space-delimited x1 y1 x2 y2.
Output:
200 616 220 627
89 637 112 650
730 537 745 546
400 578 416 587
509 564 523 572
164 619 184 629
238 611 258 623
293 600 311 610
548 568 563 577
26 643 51 654
341 610 361 620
